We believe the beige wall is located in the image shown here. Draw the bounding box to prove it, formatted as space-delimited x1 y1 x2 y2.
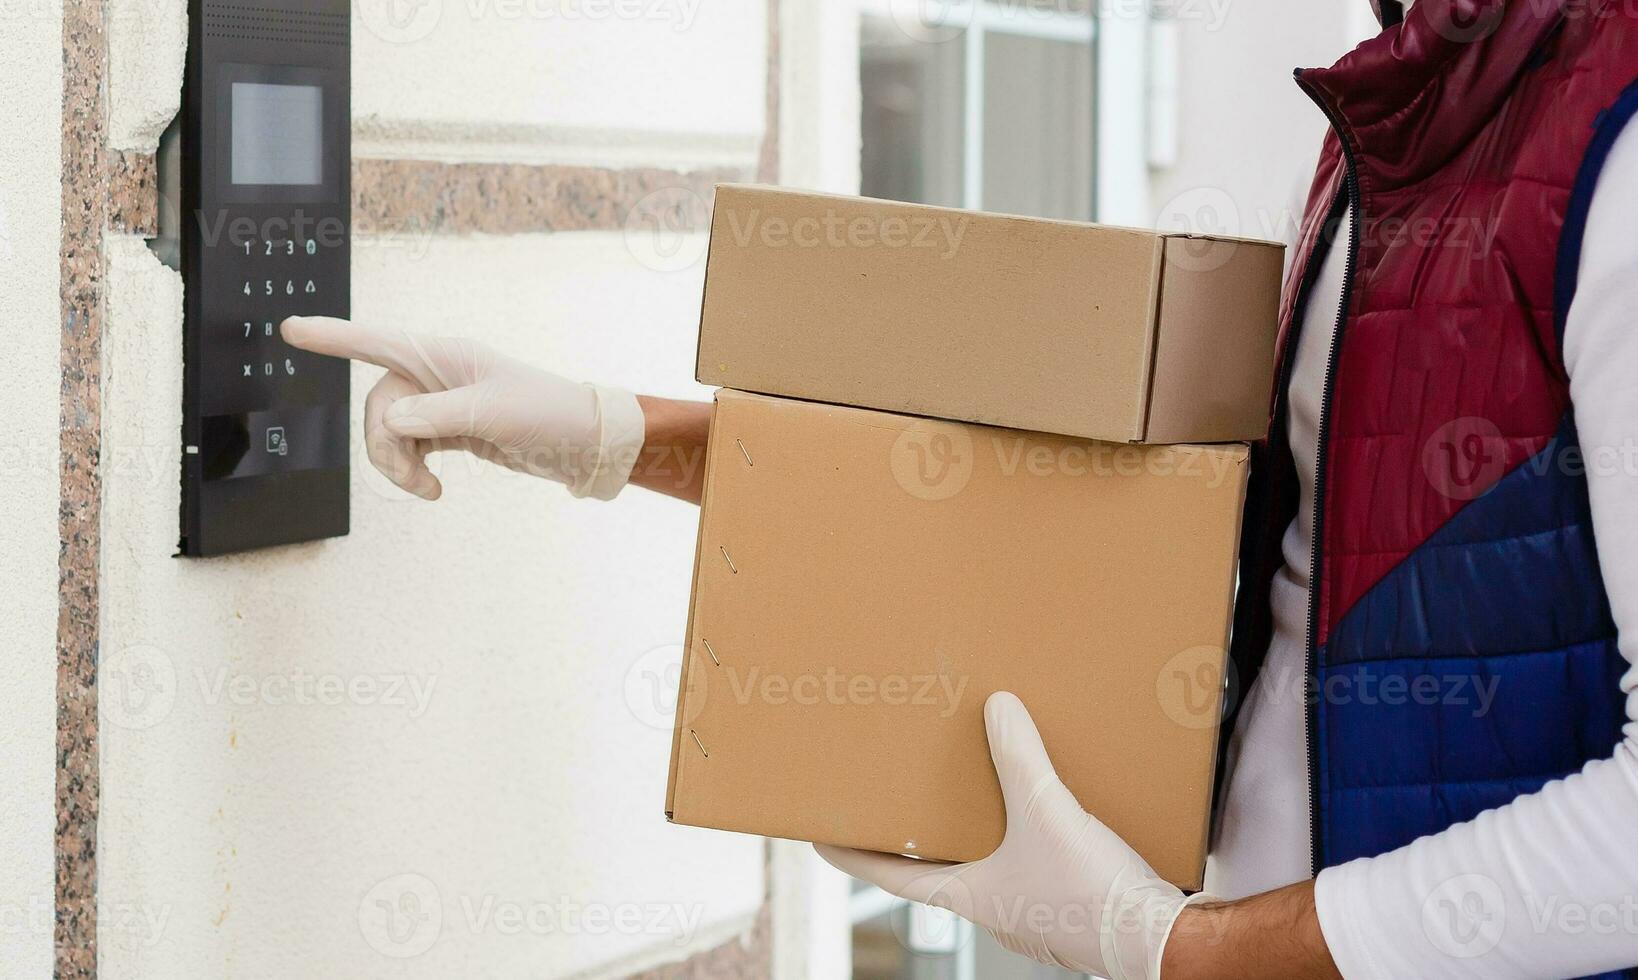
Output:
95 2 774 977
0 0 64 975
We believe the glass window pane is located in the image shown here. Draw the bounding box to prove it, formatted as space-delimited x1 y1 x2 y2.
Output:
860 16 965 208
851 905 963 980
982 32 1094 221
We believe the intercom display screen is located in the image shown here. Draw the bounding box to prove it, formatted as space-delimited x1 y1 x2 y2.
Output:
230 82 323 186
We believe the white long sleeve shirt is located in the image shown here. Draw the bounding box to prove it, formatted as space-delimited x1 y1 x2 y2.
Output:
1205 117 1638 977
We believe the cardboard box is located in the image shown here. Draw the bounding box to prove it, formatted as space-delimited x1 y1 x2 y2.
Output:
665 390 1249 889
696 185 1284 445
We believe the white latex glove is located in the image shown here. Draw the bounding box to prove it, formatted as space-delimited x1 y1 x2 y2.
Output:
281 316 646 501
818 692 1210 980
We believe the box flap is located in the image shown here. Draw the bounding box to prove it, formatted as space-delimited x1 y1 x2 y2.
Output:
1143 237 1283 444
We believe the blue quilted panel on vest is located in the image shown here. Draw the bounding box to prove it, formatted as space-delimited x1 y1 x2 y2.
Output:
1317 413 1625 869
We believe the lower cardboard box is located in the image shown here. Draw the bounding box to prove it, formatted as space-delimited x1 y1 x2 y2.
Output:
665 389 1249 890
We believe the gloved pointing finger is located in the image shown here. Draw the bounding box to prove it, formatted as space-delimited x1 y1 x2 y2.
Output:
279 315 646 502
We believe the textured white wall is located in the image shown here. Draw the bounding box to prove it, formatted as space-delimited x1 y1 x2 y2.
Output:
0 3 61 977
352 0 767 170
99 231 764 978
98 3 771 977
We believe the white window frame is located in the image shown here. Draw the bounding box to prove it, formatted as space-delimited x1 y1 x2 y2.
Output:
777 3 1152 974
852 0 1150 223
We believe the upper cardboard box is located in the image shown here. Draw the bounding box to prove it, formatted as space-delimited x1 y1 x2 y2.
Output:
697 185 1284 444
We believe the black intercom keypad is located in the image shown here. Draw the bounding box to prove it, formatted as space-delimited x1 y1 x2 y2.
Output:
181 0 350 556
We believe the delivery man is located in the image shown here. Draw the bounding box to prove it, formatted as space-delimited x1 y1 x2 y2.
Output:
281 0 1638 975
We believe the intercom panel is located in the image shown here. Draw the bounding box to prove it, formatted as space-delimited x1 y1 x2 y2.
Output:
180 0 350 556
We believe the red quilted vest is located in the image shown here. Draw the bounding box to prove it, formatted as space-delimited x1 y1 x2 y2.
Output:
1225 0 1638 900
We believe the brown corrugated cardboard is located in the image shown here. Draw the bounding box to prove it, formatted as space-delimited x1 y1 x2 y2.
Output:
695 185 1284 445
665 390 1249 890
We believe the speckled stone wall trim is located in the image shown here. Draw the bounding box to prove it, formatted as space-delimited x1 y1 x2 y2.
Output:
104 152 742 240
627 904 773 980
350 159 742 237
107 149 157 237
59 0 105 975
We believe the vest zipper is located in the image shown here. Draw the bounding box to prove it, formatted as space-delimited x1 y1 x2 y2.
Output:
1295 69 1363 878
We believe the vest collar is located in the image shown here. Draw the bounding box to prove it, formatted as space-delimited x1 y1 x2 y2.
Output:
1298 0 1569 190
